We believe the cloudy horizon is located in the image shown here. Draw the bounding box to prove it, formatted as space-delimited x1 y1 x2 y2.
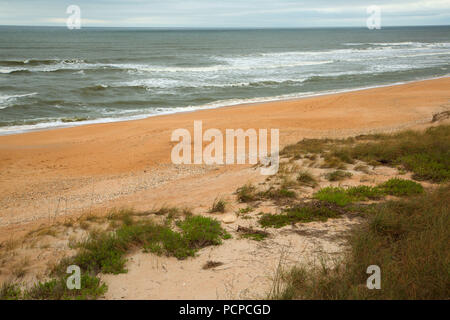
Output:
1 0 450 28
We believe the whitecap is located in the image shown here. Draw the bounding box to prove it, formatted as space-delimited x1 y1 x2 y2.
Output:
0 92 38 109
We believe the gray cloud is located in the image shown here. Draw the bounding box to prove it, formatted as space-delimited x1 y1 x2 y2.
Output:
0 0 449 27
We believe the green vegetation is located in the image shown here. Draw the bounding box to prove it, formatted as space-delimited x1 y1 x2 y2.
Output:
72 215 230 275
314 179 423 206
0 274 106 300
237 226 270 241
259 202 343 228
0 282 22 300
151 206 181 217
296 171 318 187
259 188 296 200
313 187 357 206
237 206 254 215
241 233 268 241
281 138 336 158
276 185 450 299
177 215 231 248
377 178 424 196
354 164 370 174
280 176 297 189
26 275 106 300
209 198 227 213
236 183 297 203
1 211 230 300
236 184 258 202
345 185 385 200
282 125 450 183
320 156 347 170
325 170 353 181
335 125 450 182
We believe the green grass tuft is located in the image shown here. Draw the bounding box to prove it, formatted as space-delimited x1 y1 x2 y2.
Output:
236 184 258 202
276 185 450 299
313 187 356 206
209 198 227 213
325 170 353 181
347 126 450 182
282 125 450 183
314 179 424 206
321 156 347 170
377 178 424 196
25 274 107 300
259 188 296 200
296 171 318 187
177 216 230 249
259 202 343 228
0 275 107 300
6 212 232 300
237 226 269 241
0 282 22 300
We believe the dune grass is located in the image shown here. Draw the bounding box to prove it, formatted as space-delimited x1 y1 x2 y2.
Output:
236 184 258 202
237 226 270 241
209 198 227 213
376 178 425 196
275 184 450 299
259 187 296 200
313 178 423 206
333 125 450 182
281 125 450 183
0 273 107 300
259 202 344 228
1 211 230 300
0 282 22 300
325 170 353 182
296 171 318 187
70 214 230 275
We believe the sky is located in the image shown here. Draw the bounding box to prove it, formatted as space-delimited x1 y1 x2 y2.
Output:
0 0 449 28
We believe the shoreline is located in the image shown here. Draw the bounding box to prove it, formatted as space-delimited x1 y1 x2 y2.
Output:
1 75 449 137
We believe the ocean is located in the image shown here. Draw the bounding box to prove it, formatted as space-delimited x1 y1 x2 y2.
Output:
0 26 449 135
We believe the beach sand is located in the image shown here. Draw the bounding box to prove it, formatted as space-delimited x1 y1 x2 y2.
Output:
0 77 449 240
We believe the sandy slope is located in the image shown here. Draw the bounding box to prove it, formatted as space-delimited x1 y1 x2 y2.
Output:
0 77 449 241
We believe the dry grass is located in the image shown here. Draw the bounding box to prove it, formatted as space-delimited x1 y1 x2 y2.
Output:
275 185 450 300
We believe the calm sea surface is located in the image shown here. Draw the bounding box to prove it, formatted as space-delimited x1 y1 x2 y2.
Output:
0 26 449 134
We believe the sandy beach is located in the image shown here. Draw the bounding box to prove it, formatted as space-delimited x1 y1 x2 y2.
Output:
0 76 449 300
0 77 449 240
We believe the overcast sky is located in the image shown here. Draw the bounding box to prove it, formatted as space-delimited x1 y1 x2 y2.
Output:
1 0 449 28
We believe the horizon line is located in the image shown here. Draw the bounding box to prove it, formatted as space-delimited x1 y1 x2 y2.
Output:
1 24 449 29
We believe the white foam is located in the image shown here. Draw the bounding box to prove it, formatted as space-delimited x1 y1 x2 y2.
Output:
0 92 38 109
131 60 333 73
113 77 309 90
344 42 450 48
0 68 27 74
